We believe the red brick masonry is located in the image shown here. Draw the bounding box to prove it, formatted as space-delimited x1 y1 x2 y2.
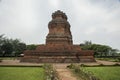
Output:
21 10 95 63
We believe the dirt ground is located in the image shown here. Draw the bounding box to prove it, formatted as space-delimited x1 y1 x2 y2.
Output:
0 60 42 66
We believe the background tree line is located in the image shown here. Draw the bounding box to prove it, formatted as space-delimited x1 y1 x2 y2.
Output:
0 34 119 57
80 41 120 57
0 35 26 57
0 34 38 57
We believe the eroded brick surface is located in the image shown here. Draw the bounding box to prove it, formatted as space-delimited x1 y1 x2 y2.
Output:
21 10 95 63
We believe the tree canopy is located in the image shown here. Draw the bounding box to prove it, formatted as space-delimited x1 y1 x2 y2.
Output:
26 44 37 50
80 41 119 57
0 34 26 56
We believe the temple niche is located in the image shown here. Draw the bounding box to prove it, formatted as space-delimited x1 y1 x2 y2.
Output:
21 10 95 63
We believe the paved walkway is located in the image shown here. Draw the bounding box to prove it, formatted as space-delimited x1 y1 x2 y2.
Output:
53 64 78 80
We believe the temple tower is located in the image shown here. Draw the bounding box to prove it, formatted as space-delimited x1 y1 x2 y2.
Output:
46 10 73 45
21 10 95 63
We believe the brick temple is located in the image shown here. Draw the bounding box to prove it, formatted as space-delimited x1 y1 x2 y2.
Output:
21 10 95 63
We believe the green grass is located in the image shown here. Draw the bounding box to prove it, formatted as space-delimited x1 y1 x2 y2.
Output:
85 67 120 80
0 67 45 80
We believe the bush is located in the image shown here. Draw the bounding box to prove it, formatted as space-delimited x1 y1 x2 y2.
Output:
43 64 59 80
0 59 2 62
113 63 120 66
80 64 85 67
117 57 120 62
99 63 104 66
74 66 80 73
67 63 75 69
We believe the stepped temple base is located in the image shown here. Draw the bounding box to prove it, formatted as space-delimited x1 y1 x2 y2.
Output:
21 44 95 63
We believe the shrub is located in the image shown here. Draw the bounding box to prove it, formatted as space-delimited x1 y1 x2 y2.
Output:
67 63 75 69
43 64 59 80
113 63 120 66
0 59 2 62
117 57 120 62
99 63 104 66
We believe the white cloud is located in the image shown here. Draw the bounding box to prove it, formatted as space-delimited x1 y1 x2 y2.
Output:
48 0 60 9
0 0 120 50
85 27 96 35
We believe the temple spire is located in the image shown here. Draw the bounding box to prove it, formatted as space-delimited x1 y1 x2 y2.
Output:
52 10 67 20
46 10 72 45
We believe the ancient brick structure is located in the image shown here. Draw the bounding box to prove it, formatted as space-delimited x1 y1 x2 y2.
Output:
21 10 95 63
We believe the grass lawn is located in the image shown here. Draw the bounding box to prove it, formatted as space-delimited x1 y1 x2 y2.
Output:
85 67 120 80
0 67 45 80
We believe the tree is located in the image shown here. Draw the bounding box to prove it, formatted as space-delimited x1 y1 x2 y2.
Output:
84 40 92 45
0 34 5 54
11 39 26 56
0 34 26 57
80 41 92 50
110 49 119 56
17 43 26 55
80 41 112 57
1 41 13 56
27 44 37 50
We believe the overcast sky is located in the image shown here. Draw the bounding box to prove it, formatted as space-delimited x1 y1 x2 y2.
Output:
0 0 120 50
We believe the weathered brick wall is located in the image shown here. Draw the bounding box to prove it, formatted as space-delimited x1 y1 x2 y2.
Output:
20 10 95 63
21 44 95 63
